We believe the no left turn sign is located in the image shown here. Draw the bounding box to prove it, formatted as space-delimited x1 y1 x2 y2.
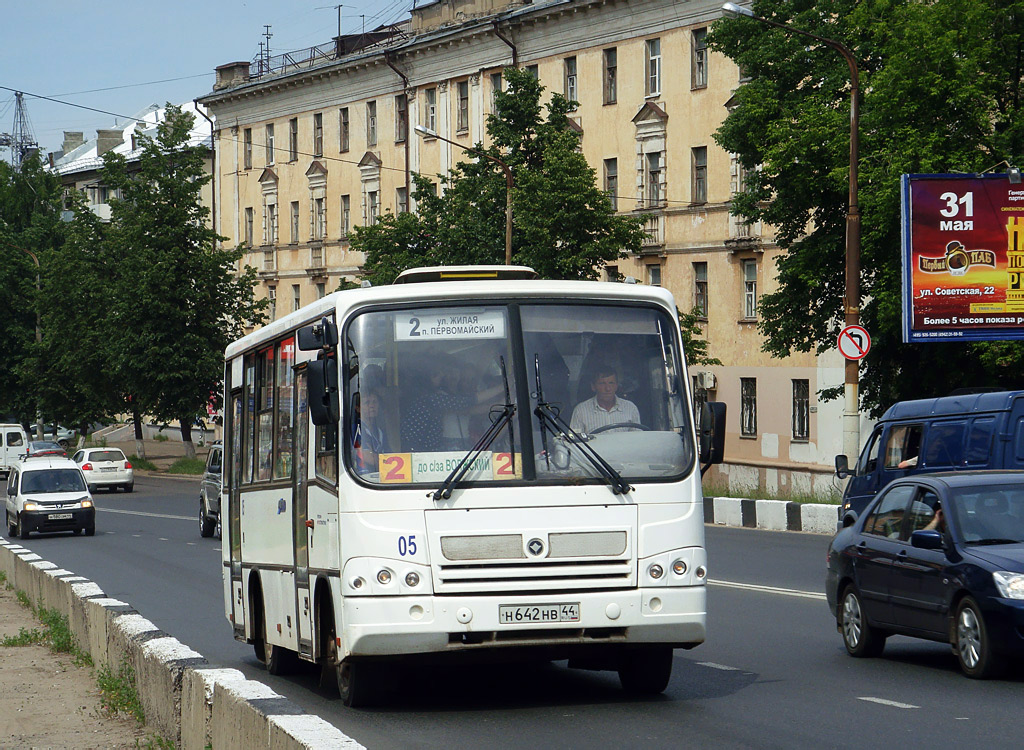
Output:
838 325 871 360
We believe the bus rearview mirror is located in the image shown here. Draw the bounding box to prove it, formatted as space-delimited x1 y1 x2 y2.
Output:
297 317 338 351
308 356 339 426
699 402 726 465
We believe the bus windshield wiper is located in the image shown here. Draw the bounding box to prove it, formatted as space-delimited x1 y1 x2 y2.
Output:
969 538 1020 546
533 354 632 496
433 356 516 501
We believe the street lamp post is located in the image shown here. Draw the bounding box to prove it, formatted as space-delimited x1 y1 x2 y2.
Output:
19 248 44 440
722 2 862 462
414 124 514 265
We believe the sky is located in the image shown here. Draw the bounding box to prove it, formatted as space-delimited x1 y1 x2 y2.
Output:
0 0 415 160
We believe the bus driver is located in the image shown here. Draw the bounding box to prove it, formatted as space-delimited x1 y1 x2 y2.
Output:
570 365 641 435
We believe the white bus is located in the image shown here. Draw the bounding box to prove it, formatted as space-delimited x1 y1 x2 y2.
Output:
221 266 725 706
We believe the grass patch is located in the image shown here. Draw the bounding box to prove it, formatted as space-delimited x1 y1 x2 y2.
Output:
2 626 44 646
129 455 158 471
1 594 92 667
168 456 205 475
84 436 108 448
135 735 176 749
0 571 6 585
15 589 31 608
152 433 169 443
97 658 145 724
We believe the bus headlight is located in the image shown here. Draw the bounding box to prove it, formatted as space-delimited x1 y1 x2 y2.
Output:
648 563 664 580
350 576 365 590
695 565 707 580
405 571 420 587
671 560 687 576
376 569 393 585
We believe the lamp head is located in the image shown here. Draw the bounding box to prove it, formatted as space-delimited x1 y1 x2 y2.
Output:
722 2 755 17
414 124 438 138
1009 166 1022 184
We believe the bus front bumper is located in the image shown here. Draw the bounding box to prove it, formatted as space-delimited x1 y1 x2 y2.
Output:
341 586 706 657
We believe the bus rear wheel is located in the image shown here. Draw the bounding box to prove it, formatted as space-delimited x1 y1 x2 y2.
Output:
617 646 674 696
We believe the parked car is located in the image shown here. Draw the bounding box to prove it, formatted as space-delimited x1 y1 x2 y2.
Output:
25 441 67 458
826 471 1024 678
28 424 78 449
71 448 134 493
0 424 28 478
5 456 95 537
199 441 222 538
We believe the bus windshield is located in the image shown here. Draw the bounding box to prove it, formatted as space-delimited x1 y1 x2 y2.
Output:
344 302 693 487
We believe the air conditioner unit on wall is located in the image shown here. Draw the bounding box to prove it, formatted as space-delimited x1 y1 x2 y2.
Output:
695 372 717 390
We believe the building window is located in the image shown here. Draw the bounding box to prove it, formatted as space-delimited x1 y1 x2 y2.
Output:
490 73 502 113
526 64 539 80
743 259 758 319
564 56 578 106
266 203 278 245
647 264 662 287
316 282 326 299
395 94 408 142
692 376 708 426
605 264 619 282
341 195 350 236
265 123 275 165
396 186 408 214
646 151 662 207
313 112 323 156
604 158 618 211
367 191 378 223
290 201 299 244
288 118 298 161
366 101 377 147
692 146 707 204
646 38 661 96
313 197 326 240
267 288 277 321
694 261 708 318
311 246 323 267
793 379 810 441
603 48 617 104
741 377 757 437
340 107 350 152
292 284 301 313
244 207 254 245
692 28 708 89
424 88 437 131
457 81 469 132
263 248 274 270
243 128 252 169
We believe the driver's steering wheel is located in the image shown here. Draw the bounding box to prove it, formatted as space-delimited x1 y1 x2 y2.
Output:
588 422 650 435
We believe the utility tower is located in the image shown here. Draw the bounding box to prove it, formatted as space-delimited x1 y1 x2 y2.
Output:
0 92 39 169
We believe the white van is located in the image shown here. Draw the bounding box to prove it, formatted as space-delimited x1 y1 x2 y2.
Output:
0 425 28 477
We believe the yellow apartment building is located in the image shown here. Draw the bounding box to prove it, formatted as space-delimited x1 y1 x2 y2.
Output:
199 0 857 497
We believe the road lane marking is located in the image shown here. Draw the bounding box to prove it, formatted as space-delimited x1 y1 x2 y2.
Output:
97 508 192 521
857 697 919 710
697 662 738 671
708 579 826 601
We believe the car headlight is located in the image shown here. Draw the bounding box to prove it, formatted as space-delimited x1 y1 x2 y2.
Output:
993 571 1024 600
81 499 93 508
23 501 38 511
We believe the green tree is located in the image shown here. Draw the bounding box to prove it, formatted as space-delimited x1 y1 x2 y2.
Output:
355 67 647 284
103 104 266 458
710 0 1024 415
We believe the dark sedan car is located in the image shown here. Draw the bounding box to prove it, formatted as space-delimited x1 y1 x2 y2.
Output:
826 471 1024 678
24 441 67 458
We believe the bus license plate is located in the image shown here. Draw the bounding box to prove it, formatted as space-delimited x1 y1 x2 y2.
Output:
498 603 580 624
48 513 73 520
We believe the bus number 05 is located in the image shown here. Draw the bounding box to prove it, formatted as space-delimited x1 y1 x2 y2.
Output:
398 535 417 556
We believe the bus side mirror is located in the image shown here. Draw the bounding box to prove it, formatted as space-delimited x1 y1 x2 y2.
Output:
307 356 339 426
835 454 850 479
297 316 338 351
699 402 726 466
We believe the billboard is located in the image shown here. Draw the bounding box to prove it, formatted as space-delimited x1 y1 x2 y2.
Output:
901 173 1024 342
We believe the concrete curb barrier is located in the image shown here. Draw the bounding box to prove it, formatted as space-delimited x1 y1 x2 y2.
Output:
0 538 365 750
704 496 838 535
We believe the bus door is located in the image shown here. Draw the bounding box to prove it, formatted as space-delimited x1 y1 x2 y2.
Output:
228 387 245 639
292 369 314 658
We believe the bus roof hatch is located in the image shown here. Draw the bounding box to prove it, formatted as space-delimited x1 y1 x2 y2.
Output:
393 265 538 284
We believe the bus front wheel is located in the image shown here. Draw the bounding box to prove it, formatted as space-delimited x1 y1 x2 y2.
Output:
617 646 673 696
337 659 384 708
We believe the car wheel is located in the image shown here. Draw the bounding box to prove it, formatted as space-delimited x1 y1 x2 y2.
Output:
215 512 222 540
199 499 215 538
84 526 95 537
7 511 16 538
124 482 134 493
841 585 886 657
617 646 673 695
16 514 28 539
955 596 1004 679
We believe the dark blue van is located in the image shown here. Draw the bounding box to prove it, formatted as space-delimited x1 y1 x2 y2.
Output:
836 390 1024 519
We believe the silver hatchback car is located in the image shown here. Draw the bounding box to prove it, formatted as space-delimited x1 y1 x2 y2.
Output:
72 448 134 493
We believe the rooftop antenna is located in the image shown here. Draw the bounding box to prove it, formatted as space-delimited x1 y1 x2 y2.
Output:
263 24 273 69
317 4 350 38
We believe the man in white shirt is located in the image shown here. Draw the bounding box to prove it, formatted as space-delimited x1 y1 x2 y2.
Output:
570 367 641 434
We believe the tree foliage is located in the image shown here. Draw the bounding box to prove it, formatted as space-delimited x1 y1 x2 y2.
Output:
355 67 646 284
102 105 265 454
710 0 1024 415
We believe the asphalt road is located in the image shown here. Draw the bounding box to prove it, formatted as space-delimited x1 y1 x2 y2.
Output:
10 476 1024 749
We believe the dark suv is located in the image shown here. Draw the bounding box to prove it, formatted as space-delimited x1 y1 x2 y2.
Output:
199 442 222 538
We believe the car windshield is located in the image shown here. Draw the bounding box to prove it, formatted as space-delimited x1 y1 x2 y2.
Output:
29 442 62 452
22 469 87 494
343 302 694 487
951 483 1024 544
89 450 125 462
